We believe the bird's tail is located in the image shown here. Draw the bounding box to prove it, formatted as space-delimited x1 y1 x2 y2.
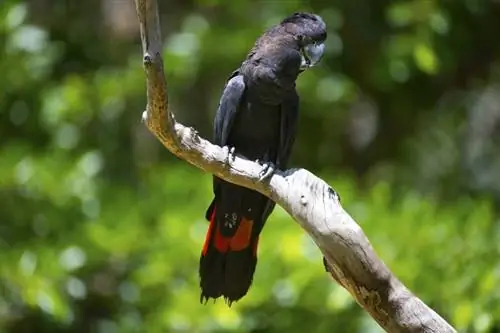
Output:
199 186 269 305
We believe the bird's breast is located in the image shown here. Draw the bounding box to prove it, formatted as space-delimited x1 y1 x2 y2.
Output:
228 100 281 159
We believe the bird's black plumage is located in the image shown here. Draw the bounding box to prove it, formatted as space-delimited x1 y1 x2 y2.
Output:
199 12 327 305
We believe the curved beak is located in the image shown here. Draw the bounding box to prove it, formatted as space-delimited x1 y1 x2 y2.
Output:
300 42 325 71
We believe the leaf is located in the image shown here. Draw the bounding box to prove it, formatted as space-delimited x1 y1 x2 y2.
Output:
413 43 439 74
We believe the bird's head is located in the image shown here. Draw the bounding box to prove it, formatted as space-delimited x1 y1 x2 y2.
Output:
281 12 327 71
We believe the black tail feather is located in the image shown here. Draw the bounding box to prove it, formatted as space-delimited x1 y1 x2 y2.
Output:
200 242 257 305
199 187 267 304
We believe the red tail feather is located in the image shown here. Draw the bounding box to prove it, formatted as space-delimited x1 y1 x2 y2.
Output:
229 217 253 251
199 201 262 303
202 207 217 256
202 205 258 255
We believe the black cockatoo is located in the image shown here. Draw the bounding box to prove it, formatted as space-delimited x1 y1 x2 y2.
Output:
199 12 327 305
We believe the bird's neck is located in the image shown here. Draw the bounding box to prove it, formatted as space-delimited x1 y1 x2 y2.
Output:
240 61 297 105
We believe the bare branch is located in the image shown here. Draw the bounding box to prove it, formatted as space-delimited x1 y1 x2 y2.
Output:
133 0 457 332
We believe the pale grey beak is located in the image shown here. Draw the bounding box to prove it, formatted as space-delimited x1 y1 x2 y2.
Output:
300 42 325 70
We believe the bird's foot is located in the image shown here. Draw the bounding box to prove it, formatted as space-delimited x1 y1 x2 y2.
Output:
222 146 236 166
256 159 275 182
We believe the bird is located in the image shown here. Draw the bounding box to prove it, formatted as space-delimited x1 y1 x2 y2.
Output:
199 12 327 305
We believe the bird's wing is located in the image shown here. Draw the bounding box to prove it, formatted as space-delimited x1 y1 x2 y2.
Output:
258 90 299 227
213 70 246 146
276 89 300 169
211 70 246 195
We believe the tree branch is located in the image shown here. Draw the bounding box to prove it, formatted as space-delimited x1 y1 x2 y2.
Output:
133 0 457 332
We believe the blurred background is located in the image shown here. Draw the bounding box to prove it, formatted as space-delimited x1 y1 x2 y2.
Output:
1 0 500 332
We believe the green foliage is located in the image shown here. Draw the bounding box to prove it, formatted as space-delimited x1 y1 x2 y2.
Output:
1 0 500 332
2 161 499 332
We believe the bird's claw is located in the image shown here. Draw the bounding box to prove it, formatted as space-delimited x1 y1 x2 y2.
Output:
257 160 275 181
222 146 236 166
